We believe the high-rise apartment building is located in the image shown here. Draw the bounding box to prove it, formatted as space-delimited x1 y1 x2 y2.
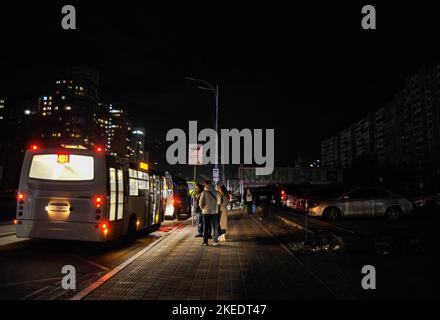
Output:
37 67 99 146
321 63 440 186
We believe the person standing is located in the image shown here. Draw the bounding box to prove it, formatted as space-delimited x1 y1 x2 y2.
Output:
217 185 229 242
194 183 204 237
245 188 253 214
199 180 219 246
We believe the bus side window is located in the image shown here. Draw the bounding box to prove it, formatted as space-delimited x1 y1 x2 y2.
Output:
109 168 117 221
129 178 139 196
117 169 124 220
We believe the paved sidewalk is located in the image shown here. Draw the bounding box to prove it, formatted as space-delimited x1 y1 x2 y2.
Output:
82 211 344 300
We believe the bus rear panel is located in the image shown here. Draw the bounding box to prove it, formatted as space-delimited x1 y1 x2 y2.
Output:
16 146 164 242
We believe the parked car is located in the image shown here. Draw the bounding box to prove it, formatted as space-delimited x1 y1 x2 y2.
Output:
409 193 440 211
280 184 346 212
308 187 413 221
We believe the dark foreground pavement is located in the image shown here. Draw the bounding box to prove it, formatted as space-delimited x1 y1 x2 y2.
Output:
75 210 440 300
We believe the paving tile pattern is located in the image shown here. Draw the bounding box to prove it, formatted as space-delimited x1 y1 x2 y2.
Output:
85 211 342 300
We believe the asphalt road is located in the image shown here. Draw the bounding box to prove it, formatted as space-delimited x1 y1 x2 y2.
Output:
0 220 184 300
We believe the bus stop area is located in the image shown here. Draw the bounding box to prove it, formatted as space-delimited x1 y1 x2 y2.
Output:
71 209 398 300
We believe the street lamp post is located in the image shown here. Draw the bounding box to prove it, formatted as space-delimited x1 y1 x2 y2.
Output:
186 77 223 184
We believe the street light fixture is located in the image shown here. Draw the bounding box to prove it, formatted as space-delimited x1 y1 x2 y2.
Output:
185 77 224 185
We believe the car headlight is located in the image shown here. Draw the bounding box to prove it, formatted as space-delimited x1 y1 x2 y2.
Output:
308 202 318 208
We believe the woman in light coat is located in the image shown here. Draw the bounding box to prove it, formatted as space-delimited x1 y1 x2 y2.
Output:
217 185 229 241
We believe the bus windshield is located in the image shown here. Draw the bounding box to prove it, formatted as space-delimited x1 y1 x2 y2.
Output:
28 154 94 181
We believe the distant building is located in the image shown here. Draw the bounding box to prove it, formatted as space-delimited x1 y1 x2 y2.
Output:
338 126 353 169
239 166 343 187
106 103 132 158
130 127 146 162
293 153 321 169
321 63 440 188
320 135 338 169
0 98 5 122
35 68 139 159
37 67 99 146
0 98 39 191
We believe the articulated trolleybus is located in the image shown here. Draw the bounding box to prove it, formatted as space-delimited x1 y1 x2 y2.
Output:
15 144 167 242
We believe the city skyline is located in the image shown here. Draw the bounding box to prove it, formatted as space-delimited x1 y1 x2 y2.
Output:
3 3 440 169
1 1 440 306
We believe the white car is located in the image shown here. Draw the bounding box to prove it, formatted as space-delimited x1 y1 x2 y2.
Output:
308 187 413 221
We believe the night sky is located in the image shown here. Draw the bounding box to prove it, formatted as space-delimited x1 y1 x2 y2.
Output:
1 2 440 179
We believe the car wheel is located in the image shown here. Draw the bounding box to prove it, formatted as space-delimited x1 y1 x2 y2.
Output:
324 207 341 221
386 206 402 221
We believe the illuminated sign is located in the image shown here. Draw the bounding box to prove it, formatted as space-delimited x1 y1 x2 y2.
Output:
57 154 70 164
139 162 148 170
61 144 87 149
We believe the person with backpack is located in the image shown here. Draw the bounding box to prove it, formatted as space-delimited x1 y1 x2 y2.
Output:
199 180 219 246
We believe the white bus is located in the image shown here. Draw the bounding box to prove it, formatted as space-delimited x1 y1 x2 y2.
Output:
15 144 167 242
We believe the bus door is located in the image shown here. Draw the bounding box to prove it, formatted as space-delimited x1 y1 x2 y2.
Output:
154 176 161 224
142 173 150 227
108 167 124 223
161 176 167 222
149 175 156 225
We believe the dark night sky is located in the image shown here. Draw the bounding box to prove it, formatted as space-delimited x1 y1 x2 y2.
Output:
1 1 440 179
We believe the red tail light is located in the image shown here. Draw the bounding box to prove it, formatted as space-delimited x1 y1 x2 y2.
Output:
96 146 104 153
100 222 109 236
31 144 39 151
94 195 103 208
281 190 286 201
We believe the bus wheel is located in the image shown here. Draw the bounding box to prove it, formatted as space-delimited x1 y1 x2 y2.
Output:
128 214 137 236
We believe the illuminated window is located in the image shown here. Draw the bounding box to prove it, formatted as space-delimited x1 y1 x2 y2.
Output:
129 178 139 196
117 170 124 220
109 168 116 221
